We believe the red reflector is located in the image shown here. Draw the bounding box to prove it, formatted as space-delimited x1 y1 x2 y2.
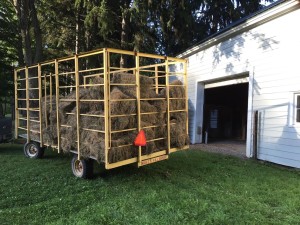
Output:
134 130 147 146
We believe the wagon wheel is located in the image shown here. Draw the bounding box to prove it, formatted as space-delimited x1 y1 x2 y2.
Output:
24 142 45 159
71 155 93 179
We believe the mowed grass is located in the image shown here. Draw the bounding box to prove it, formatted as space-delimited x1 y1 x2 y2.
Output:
0 143 299 225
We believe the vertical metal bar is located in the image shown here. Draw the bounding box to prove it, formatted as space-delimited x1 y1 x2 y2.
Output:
183 60 189 140
104 50 109 167
38 64 43 147
107 52 111 149
155 65 158 94
50 72 52 111
14 70 19 139
44 73 48 128
135 53 142 166
166 58 170 154
55 59 60 152
75 55 81 159
25 66 30 142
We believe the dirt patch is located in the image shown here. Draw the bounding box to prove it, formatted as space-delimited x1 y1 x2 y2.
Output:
189 140 246 158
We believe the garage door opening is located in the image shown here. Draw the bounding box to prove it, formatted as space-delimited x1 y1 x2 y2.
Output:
203 82 249 144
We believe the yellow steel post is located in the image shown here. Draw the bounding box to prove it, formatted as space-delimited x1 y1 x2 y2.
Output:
104 49 109 167
165 58 170 154
135 53 142 166
25 66 30 142
38 64 43 147
155 65 158 94
55 59 60 152
75 55 81 159
107 51 111 150
50 72 53 111
14 70 19 139
43 73 48 128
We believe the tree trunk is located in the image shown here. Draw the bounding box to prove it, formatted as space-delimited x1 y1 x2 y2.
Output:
29 0 42 64
120 2 131 68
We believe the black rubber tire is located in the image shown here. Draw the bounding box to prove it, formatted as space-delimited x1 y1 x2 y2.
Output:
24 142 45 159
71 155 93 179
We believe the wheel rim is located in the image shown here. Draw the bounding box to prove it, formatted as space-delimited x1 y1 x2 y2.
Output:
74 160 83 177
26 144 38 157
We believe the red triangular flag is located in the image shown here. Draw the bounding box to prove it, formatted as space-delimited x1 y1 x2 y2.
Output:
134 130 147 146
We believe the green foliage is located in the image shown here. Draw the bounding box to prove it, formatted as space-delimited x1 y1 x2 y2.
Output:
0 0 18 113
0 144 299 225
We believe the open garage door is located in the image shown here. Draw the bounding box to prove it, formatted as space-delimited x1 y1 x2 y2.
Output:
203 82 249 143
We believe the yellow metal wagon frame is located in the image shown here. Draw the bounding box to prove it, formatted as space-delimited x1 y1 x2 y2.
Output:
14 48 188 176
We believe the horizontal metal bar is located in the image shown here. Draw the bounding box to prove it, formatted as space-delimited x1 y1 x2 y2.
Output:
79 67 104 73
17 88 26 91
140 111 160 115
147 137 165 142
80 99 105 102
80 84 104 87
18 118 27 121
59 99 75 102
28 76 38 80
17 78 27 81
111 128 137 134
28 65 38 69
17 98 26 101
83 73 104 78
107 48 136 55
110 113 137 118
138 62 166 69
110 99 136 102
18 127 27 130
29 119 40 123
168 71 185 75
78 50 103 58
111 143 134 148
58 85 76 89
58 71 75 75
169 109 186 113
140 98 165 101
61 124 72 128
81 128 105 133
139 69 165 73
40 60 55 66
80 113 105 118
147 75 167 79
169 97 186 100
28 87 39 90
57 56 75 62
18 108 40 111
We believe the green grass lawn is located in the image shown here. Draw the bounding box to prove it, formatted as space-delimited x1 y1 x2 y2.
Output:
0 143 299 225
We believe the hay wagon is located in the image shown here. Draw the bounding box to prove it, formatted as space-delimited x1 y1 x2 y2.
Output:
14 48 189 178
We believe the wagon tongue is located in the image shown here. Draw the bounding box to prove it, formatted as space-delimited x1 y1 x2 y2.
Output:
134 130 146 146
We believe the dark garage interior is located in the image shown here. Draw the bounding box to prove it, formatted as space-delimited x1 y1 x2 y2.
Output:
203 82 249 142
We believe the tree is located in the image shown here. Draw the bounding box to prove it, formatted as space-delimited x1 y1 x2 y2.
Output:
0 0 18 116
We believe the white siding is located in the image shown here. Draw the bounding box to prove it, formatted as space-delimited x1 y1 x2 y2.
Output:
184 1 300 168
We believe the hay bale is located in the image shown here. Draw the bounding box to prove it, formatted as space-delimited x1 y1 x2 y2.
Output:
111 72 156 99
38 76 188 162
110 87 136 115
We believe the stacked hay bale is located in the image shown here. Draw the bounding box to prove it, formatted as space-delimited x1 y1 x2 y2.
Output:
37 72 188 163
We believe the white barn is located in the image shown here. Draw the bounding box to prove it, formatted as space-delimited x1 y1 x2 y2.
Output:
178 0 300 168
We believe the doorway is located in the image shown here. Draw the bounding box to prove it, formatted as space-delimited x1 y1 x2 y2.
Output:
203 83 249 143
